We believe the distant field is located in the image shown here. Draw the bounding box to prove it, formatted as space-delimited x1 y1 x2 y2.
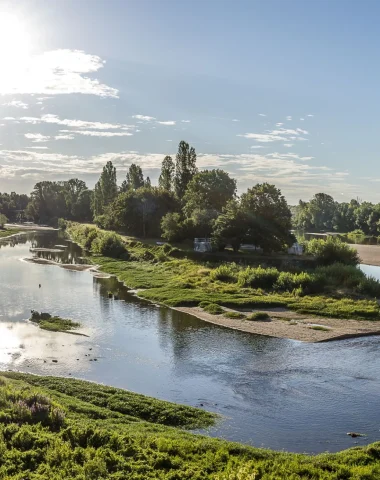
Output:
353 244 380 266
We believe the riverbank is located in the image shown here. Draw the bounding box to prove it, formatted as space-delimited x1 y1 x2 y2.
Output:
0 227 25 238
0 372 379 479
353 244 380 266
66 223 380 343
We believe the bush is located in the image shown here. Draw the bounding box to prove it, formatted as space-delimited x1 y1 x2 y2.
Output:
305 237 360 266
247 312 270 321
238 266 280 289
202 303 224 314
274 271 316 292
57 218 67 230
91 232 127 258
161 213 188 242
210 264 239 283
224 311 245 319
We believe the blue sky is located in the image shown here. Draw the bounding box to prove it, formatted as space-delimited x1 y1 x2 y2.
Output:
0 0 379 203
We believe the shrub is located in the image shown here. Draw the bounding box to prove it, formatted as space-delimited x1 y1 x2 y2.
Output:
202 303 224 314
247 312 270 321
274 271 315 292
238 266 280 289
224 311 245 319
210 264 238 283
91 232 127 258
305 237 360 266
57 218 67 230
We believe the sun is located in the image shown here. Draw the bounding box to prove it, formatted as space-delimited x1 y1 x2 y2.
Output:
0 12 31 67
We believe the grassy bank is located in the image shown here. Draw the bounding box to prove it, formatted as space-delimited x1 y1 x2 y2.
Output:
0 372 379 479
0 227 24 239
66 223 380 321
30 310 81 333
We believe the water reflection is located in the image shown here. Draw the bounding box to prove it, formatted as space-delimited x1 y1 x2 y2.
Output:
0 232 380 453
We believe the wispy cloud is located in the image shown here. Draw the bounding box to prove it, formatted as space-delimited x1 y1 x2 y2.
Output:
286 116 292 121
258 113 266 117
157 120 176 126
250 146 266 149
307 114 314 117
181 120 191 123
132 115 156 121
54 134 75 140
232 119 239 122
238 133 287 142
276 123 283 127
238 127 309 143
19 114 135 130
284 143 294 147
24 133 50 143
59 129 133 137
300 117 305 121
0 49 118 97
3 100 28 109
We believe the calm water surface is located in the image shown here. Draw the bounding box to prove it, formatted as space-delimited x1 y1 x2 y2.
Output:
1 231 380 453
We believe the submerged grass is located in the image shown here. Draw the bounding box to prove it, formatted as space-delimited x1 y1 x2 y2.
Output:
68 223 380 322
0 227 24 239
0 372 379 479
30 310 80 333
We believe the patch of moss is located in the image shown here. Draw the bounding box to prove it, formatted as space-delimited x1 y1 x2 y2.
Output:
30 310 80 333
247 312 270 321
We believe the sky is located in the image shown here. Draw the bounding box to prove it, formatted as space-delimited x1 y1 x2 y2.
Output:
0 0 379 203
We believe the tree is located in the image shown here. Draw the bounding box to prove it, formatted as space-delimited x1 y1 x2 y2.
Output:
93 161 117 216
62 178 89 219
145 177 152 188
102 187 178 238
182 169 236 217
212 200 247 252
174 141 197 199
26 181 67 224
121 164 145 192
240 183 294 252
308 193 336 231
0 213 8 228
161 212 192 242
158 156 175 191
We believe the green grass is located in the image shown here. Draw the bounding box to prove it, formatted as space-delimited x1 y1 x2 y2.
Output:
0 227 24 238
0 373 379 479
202 303 224 314
247 312 271 321
67 223 380 322
30 310 80 333
223 311 246 319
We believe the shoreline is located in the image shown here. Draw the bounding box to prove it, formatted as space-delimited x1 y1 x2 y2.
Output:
174 306 380 343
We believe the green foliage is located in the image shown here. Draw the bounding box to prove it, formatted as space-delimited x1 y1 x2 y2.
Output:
238 266 280 289
247 312 270 321
30 310 80 332
121 163 145 191
161 212 189 242
0 373 379 479
223 311 245 319
274 271 318 293
93 161 118 217
57 218 67 230
0 213 8 227
209 264 239 283
202 303 224 314
305 237 360 266
158 155 175 191
91 231 128 258
0 192 29 223
174 140 198 199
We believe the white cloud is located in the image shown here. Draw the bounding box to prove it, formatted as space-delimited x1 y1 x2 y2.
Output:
307 114 314 117
232 119 239 122
24 133 50 143
284 143 294 147
59 129 133 137
275 123 283 126
250 146 266 149
157 121 176 125
55 134 74 140
3 100 28 109
237 133 287 142
3 116 15 120
132 115 156 121
166 139 173 142
286 116 292 121
26 146 49 150
20 114 135 130
0 49 118 97
258 113 266 117
181 120 191 123
238 127 309 143
300 117 305 121
296 128 309 135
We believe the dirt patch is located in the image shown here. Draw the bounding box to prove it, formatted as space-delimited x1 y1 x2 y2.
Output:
174 306 380 342
352 244 380 266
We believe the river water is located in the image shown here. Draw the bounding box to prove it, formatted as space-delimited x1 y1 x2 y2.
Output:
1 230 380 454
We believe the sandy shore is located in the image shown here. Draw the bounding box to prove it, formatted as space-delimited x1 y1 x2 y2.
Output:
174 306 380 342
352 244 380 266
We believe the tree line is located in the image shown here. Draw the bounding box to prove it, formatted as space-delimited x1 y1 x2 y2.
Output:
293 193 380 236
0 140 299 252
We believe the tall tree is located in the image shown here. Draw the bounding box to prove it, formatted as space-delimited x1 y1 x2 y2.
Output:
182 169 236 217
174 141 197 199
158 155 175 191
93 161 117 216
308 193 336 231
121 164 145 192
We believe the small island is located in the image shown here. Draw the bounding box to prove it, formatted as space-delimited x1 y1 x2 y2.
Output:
30 310 81 333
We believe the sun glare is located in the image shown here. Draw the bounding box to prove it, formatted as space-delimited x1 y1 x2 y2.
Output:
0 12 31 67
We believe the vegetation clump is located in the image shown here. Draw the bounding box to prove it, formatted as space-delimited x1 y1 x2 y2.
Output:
201 303 224 315
247 312 270 321
30 310 80 333
304 237 360 266
224 311 245 319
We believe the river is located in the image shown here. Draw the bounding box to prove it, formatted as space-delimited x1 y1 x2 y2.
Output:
1 230 380 454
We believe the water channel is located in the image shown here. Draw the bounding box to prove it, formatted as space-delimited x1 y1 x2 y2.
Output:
0 230 380 454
